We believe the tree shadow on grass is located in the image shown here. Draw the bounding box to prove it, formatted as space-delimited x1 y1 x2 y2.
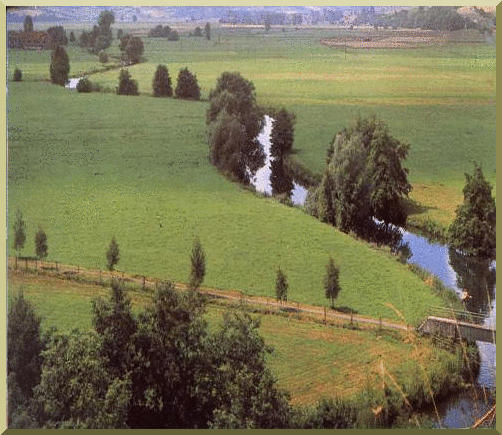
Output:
402 197 436 218
334 306 358 315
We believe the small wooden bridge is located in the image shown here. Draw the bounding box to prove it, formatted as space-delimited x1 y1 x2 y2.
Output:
418 307 496 344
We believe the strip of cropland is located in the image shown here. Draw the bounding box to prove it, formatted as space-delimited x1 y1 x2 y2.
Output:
80 25 495 230
8 79 448 325
8 271 465 406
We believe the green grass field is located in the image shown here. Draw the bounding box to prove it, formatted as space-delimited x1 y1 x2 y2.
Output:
8 272 460 405
8 80 448 325
8 26 495 228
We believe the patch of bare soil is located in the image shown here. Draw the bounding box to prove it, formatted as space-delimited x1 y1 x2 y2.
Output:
321 30 447 49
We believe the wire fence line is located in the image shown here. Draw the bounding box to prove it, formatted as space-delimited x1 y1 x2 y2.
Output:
8 256 413 333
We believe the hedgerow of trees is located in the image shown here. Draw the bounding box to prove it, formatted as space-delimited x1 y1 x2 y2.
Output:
207 72 264 183
448 164 496 258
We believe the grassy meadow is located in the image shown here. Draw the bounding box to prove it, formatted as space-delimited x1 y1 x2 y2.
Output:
8 272 463 406
7 80 448 325
8 25 495 228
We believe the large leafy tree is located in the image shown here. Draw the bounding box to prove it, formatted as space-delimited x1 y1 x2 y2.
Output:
33 331 131 428
92 279 137 377
120 35 144 65
127 282 212 428
8 293 44 400
207 72 264 182
209 312 291 428
152 64 172 97
448 164 496 258
307 116 411 233
49 46 70 86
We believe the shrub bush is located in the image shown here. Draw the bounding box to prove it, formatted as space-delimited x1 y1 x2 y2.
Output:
13 68 22 82
76 77 92 93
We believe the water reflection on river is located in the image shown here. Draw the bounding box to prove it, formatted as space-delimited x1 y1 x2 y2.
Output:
252 116 495 428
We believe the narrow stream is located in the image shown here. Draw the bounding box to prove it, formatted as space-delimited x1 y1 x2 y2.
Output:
251 116 496 428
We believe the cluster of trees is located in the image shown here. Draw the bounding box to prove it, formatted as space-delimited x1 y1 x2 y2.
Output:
8 15 68 50
12 210 48 261
448 164 496 259
118 34 144 65
148 24 180 41
376 6 477 31
207 72 265 183
306 116 411 238
117 65 200 99
79 10 115 53
190 23 211 39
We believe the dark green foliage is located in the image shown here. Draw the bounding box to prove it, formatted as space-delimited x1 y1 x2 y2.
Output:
13 209 26 254
117 69 139 96
76 77 93 93
167 30 180 41
46 26 68 49
175 67 200 100
209 311 291 428
98 50 108 63
33 331 131 428
8 293 44 400
24 15 34 33
98 10 115 29
275 268 288 304
120 35 144 65
189 237 206 290
79 11 114 53
193 26 203 37
378 6 476 31
270 158 293 196
127 282 211 428
152 64 172 97
448 164 496 258
106 236 120 270
207 72 264 182
117 28 123 39
69 31 75 43
204 22 211 40
307 116 411 233
35 227 48 259
13 68 22 81
208 110 249 182
149 25 171 38
92 279 137 377
49 45 70 86
324 258 341 308
270 109 295 158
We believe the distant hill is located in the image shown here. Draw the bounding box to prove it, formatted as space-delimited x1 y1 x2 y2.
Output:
7 6 408 24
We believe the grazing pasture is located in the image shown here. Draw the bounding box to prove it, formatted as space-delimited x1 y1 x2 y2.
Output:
8 272 463 405
7 81 446 324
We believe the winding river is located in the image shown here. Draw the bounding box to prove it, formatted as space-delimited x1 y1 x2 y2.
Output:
252 116 496 428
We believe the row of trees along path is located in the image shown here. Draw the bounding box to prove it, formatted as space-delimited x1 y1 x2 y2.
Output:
8 256 409 333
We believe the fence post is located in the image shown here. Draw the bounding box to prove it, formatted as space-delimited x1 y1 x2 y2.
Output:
77 265 80 273
379 317 382 331
324 306 327 324
350 311 353 325
15 256 18 270
142 276 145 290
25 258 28 271
56 261 58 272
297 302 300 320
99 269 102 283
